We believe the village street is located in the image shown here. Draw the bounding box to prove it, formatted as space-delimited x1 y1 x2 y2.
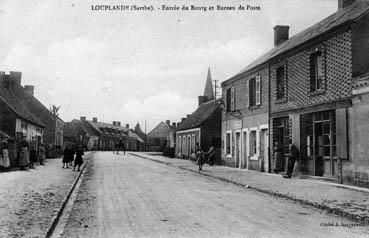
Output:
58 152 369 238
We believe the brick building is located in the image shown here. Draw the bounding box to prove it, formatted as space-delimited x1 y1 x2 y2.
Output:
176 69 221 162
221 0 369 187
221 63 269 171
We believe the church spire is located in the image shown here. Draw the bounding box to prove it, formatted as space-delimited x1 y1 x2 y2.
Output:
203 67 214 100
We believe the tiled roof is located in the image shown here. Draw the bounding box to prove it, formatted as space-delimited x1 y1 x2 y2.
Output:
225 0 369 84
129 130 144 143
87 120 128 136
147 122 172 138
176 100 219 131
0 85 45 127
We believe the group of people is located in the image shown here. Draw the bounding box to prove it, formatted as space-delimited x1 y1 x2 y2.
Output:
273 139 299 178
0 135 47 171
113 139 126 155
62 143 84 171
195 143 215 171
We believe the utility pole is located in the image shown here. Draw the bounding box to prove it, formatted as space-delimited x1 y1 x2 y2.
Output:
145 119 147 152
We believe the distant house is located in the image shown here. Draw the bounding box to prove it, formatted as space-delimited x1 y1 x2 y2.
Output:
0 71 64 156
127 129 145 151
146 121 173 152
64 117 128 151
176 68 221 162
0 72 45 166
133 122 147 148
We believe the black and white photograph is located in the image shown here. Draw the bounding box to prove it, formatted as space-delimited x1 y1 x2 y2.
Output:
0 0 369 237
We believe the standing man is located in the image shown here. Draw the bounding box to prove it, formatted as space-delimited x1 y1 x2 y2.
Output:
206 145 215 166
284 139 299 178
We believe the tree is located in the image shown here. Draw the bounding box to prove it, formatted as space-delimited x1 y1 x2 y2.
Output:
49 105 61 117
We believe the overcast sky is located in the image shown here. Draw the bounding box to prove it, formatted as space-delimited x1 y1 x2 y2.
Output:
0 0 337 131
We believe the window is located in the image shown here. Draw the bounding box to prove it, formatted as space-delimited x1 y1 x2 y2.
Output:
276 66 285 100
310 51 323 92
248 76 261 107
178 136 182 153
226 87 235 112
226 132 231 155
250 131 257 156
226 88 231 112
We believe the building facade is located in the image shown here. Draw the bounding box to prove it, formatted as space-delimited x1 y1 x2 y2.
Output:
220 0 369 188
221 64 270 171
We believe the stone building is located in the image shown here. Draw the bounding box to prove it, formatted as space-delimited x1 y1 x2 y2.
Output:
0 72 45 165
0 71 64 155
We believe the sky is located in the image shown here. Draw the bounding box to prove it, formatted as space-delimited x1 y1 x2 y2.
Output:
0 0 338 132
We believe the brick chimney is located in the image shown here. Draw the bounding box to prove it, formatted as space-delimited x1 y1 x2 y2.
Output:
117 121 121 127
181 118 186 123
338 0 355 9
93 117 98 123
166 120 170 126
172 122 176 129
80 116 86 121
126 124 129 129
112 121 117 126
274 25 289 46
24 85 34 95
1 71 22 90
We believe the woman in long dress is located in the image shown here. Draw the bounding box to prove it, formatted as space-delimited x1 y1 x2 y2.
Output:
0 137 11 171
38 143 46 165
73 145 84 172
18 136 29 170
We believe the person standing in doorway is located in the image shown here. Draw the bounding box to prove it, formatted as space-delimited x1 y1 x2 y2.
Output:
73 145 84 172
273 142 283 173
0 136 11 171
284 139 299 178
18 135 29 170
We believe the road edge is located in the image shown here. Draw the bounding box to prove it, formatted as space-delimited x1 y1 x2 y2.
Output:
129 153 369 225
44 152 95 238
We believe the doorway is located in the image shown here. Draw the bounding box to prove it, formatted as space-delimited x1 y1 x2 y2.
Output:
235 132 241 168
260 129 269 172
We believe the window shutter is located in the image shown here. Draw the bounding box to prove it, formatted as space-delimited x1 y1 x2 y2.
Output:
256 75 261 105
247 80 250 107
231 86 235 111
336 108 347 159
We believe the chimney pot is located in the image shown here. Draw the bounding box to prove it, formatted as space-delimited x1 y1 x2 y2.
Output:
93 117 97 123
126 124 129 129
112 121 116 126
172 122 176 128
117 122 121 127
80 116 86 121
166 120 170 125
274 25 289 46
24 85 35 95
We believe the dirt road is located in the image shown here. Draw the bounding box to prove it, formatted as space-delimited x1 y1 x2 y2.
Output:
61 152 369 238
